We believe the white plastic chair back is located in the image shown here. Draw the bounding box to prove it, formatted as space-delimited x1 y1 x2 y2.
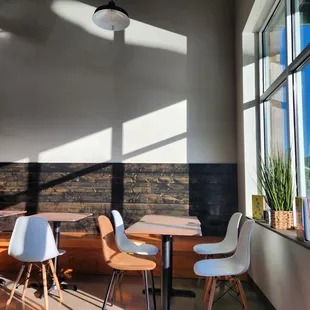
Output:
112 210 135 252
220 212 243 251
232 219 255 272
8 216 60 262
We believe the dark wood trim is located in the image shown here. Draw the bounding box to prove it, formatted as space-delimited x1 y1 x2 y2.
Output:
248 275 276 310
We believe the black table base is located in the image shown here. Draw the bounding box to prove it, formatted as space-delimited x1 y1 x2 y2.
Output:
143 287 196 298
52 221 78 293
29 221 78 297
159 235 196 310
51 274 77 292
29 281 77 298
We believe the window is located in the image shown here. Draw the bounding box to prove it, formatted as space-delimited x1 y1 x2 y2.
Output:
260 0 310 200
294 0 310 57
296 61 310 196
263 0 287 89
265 85 289 155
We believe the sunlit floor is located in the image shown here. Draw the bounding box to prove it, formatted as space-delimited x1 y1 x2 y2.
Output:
0 273 266 310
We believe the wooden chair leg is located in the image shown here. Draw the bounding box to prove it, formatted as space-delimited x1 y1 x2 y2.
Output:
22 263 32 300
197 255 209 287
5 264 26 309
233 277 240 295
207 278 216 310
235 277 248 310
48 259 62 301
41 263 49 310
202 276 213 307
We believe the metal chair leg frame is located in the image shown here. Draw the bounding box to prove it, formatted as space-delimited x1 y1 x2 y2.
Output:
110 270 121 306
102 270 116 310
143 271 150 310
150 270 156 310
118 270 125 291
210 276 244 308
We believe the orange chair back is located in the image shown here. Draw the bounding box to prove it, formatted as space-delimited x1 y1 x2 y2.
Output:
98 215 120 265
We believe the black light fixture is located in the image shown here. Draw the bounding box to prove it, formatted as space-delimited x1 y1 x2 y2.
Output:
92 1 130 31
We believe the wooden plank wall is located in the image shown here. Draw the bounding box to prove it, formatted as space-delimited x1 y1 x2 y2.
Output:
0 163 238 235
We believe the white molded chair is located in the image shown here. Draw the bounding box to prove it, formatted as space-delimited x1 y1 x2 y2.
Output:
111 210 158 255
194 219 255 310
5 216 64 310
193 212 243 256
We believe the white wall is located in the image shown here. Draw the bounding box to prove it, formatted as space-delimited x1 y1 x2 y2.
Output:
250 224 310 309
235 0 310 309
0 0 236 164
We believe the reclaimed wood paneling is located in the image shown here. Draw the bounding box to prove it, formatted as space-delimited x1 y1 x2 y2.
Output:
0 163 238 235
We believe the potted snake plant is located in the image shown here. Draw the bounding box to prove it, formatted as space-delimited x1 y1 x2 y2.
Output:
258 151 293 229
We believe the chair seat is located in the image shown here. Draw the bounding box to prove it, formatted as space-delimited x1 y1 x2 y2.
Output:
108 252 156 271
129 242 158 255
194 257 246 277
193 242 234 255
58 249 66 256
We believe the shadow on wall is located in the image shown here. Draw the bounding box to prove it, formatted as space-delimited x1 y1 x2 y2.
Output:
189 164 239 236
0 0 188 162
0 0 236 234
0 0 235 164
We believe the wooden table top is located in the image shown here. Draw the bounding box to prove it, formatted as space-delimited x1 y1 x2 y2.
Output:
0 210 26 218
126 215 202 236
34 212 93 223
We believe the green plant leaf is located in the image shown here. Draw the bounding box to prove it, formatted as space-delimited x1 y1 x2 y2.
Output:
257 150 293 212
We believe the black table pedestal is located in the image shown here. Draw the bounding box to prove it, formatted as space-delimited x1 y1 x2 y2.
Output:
51 221 78 292
30 221 78 297
143 235 196 309
159 235 196 310
144 287 196 298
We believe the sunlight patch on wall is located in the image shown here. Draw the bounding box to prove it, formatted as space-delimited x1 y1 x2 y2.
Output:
243 63 256 104
123 138 187 163
15 157 30 163
0 30 11 39
39 128 112 163
122 100 187 155
51 0 114 40
125 19 187 54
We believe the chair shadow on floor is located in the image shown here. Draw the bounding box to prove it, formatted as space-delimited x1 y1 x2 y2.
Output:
0 281 45 310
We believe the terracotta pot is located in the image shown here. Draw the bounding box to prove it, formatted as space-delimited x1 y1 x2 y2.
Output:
270 211 293 230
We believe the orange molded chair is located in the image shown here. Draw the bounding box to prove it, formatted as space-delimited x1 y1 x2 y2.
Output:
98 215 156 310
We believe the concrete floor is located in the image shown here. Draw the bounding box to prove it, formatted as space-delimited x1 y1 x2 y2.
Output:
0 273 266 310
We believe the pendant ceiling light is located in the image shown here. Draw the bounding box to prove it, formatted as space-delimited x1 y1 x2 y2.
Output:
92 1 130 31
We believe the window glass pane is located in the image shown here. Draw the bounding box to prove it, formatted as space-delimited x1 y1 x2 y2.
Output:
296 61 310 196
294 0 310 57
263 1 287 89
265 85 289 155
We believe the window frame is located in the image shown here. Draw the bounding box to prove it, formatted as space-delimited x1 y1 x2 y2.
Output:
259 0 310 221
